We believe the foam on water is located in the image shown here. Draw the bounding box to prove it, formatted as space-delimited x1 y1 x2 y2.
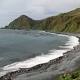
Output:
3 50 67 70
0 32 79 77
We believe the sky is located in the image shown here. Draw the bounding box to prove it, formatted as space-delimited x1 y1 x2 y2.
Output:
0 0 80 27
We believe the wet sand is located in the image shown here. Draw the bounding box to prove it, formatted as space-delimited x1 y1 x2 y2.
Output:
1 33 80 80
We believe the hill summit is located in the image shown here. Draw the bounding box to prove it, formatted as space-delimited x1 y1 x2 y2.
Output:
5 8 80 32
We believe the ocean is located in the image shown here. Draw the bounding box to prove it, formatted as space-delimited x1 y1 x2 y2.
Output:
0 29 79 77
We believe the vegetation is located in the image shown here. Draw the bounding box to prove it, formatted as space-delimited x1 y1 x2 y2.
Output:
57 69 80 80
5 8 80 33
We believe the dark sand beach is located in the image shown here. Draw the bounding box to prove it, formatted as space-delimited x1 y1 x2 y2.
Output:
0 33 80 80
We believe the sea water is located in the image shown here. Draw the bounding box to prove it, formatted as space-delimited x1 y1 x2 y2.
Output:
0 29 79 76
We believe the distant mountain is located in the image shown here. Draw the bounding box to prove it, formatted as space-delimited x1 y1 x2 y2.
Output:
5 8 80 32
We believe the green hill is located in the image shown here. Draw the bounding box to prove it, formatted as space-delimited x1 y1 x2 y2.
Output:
5 8 80 33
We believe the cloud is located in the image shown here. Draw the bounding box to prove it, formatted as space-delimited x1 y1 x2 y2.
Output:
0 0 80 27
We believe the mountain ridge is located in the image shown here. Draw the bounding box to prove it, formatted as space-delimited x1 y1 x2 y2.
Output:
5 8 80 33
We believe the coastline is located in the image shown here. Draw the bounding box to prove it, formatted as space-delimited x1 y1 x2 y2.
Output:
0 33 80 80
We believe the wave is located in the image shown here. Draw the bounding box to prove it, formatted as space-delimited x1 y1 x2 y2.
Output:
0 32 79 77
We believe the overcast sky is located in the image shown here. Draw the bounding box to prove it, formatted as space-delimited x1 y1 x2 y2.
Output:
0 0 80 27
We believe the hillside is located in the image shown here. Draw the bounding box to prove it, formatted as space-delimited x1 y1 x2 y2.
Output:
5 8 80 33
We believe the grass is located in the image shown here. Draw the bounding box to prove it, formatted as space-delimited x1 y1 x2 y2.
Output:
57 69 80 80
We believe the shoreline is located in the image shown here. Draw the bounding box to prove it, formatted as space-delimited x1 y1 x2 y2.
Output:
0 33 80 80
2 31 79 71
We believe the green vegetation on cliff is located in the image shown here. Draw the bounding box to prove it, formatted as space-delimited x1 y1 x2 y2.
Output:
57 69 80 80
5 8 80 32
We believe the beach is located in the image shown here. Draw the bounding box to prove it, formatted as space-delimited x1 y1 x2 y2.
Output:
0 33 80 80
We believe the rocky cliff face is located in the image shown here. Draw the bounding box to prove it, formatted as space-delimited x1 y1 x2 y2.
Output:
5 8 80 33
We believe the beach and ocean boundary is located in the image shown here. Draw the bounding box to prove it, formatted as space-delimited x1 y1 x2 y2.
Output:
0 32 80 80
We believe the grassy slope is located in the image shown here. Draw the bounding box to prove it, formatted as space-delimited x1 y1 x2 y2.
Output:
6 8 80 33
57 69 80 80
